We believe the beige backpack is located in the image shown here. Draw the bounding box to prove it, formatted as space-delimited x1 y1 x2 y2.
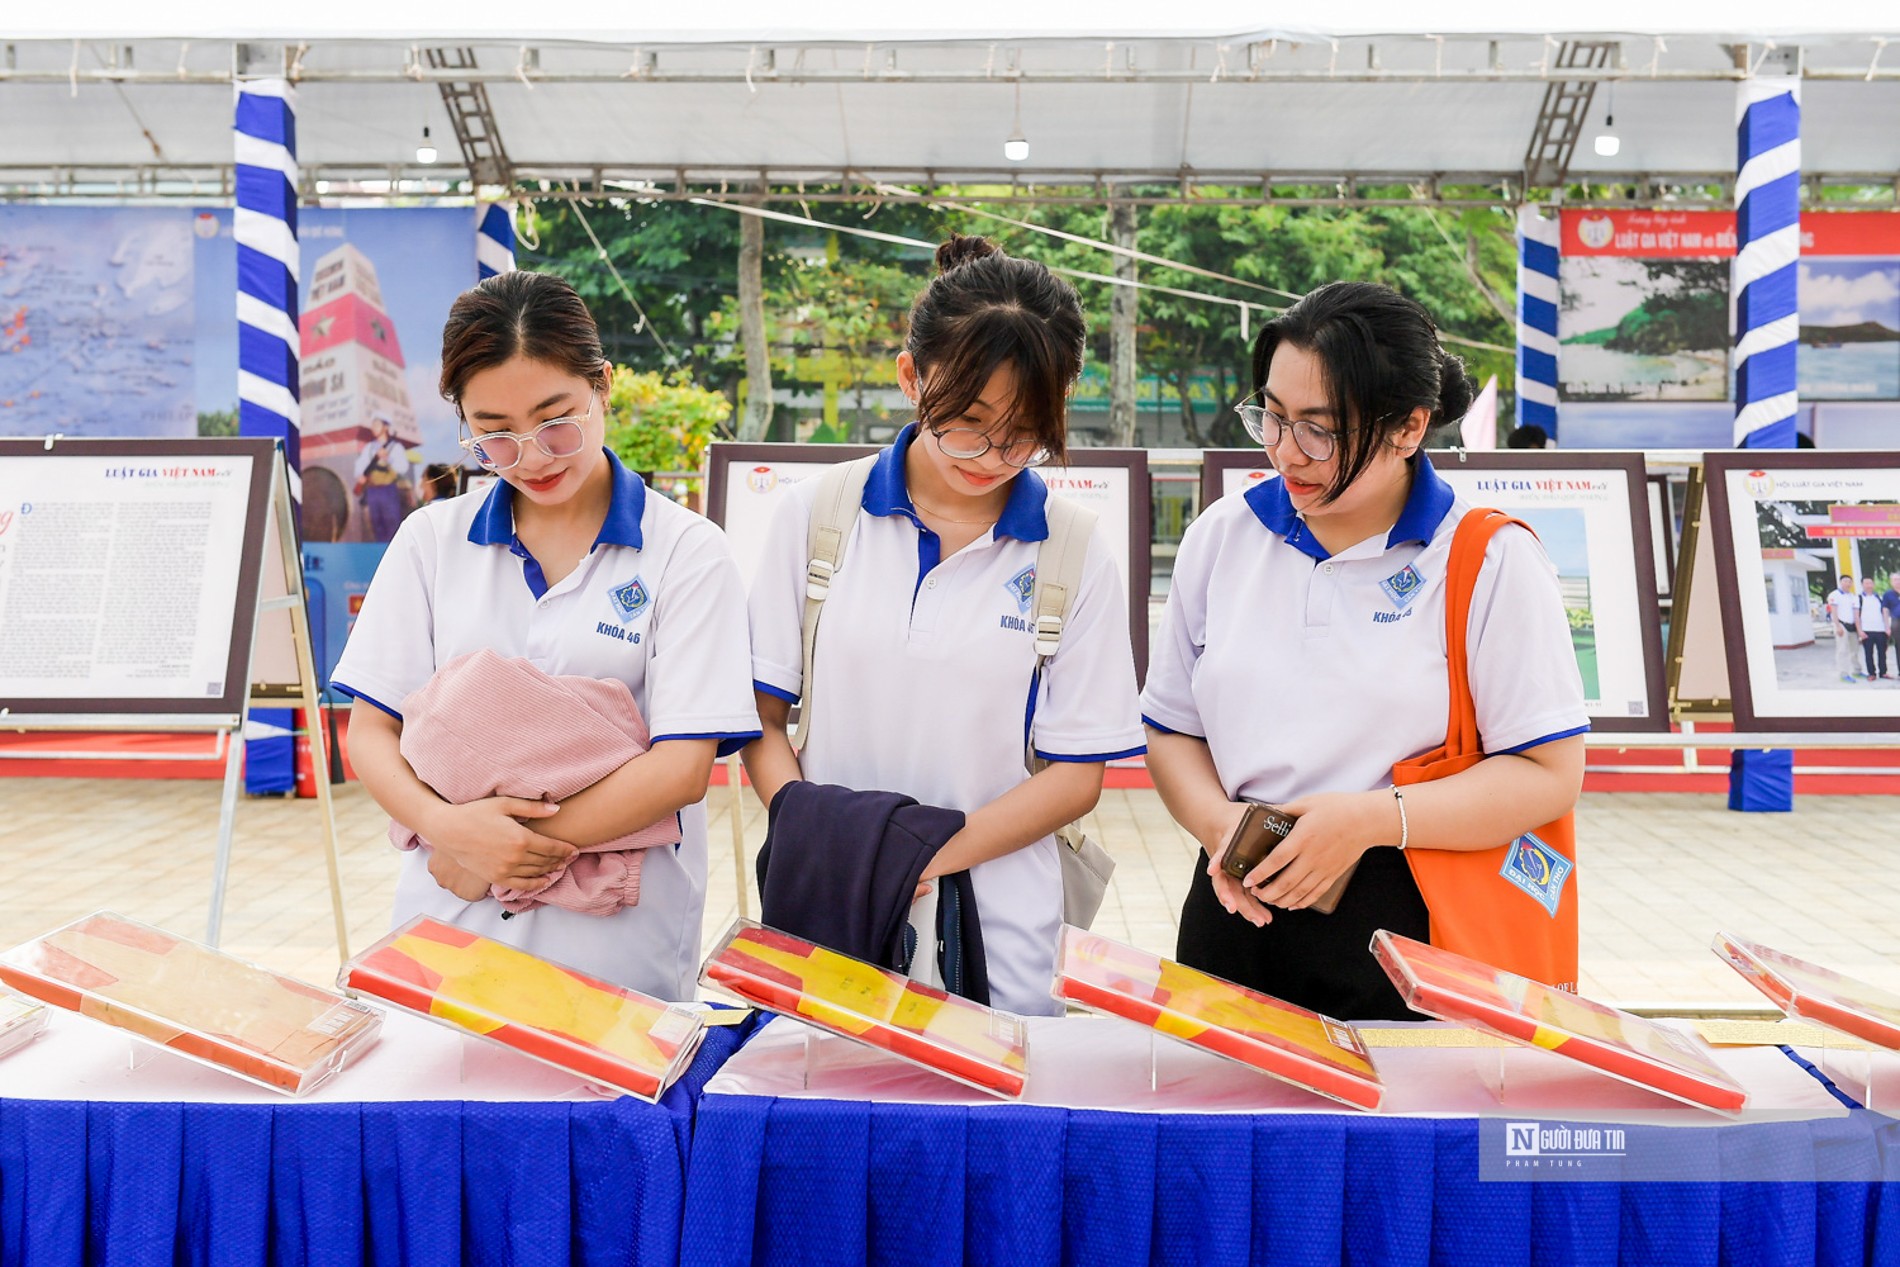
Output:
792 456 1116 928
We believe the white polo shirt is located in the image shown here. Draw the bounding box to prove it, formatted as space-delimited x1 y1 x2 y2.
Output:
1141 460 1589 811
749 424 1146 1016
1828 588 1860 630
1861 593 1890 636
332 451 761 1000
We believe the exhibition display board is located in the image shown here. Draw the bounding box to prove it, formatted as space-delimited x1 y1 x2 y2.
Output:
0 438 349 954
1199 449 1670 731
1702 451 1900 732
705 440 1154 676
0 438 273 725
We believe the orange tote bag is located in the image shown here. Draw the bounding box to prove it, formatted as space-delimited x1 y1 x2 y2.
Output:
1391 508 1580 991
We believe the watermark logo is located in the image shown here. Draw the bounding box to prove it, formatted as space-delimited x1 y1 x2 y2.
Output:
1502 1122 1626 1167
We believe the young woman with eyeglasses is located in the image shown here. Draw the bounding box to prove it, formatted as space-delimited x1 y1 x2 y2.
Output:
331 271 760 997
1141 282 1588 1020
742 235 1145 1015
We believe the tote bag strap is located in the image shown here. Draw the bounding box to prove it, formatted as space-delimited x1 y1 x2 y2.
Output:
1440 509 1532 760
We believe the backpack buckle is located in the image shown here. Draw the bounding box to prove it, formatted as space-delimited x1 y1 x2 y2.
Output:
1033 614 1063 658
805 557 835 601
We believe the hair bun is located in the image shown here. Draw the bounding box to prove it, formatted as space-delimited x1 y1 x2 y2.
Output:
935 233 1001 274
1436 349 1476 422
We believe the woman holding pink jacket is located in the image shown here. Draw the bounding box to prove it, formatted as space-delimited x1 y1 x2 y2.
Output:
332 271 760 999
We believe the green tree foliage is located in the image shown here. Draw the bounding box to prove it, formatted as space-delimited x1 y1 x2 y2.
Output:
526 189 1521 447
602 366 729 474
523 199 762 381
197 408 238 437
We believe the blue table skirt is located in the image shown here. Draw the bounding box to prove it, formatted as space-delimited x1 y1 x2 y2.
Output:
680 1075 1900 1267
0 1019 752 1267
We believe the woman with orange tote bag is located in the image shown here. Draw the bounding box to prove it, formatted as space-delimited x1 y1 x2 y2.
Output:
1143 283 1588 1020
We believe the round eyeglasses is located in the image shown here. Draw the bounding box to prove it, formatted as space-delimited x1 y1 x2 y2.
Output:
929 425 1050 469
1235 403 1338 463
460 396 595 472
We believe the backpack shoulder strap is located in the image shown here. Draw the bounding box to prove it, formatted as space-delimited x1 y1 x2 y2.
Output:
1030 493 1099 662
792 454 878 751
1024 493 1100 784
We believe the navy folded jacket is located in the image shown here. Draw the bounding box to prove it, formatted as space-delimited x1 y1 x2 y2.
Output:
756 780 991 1005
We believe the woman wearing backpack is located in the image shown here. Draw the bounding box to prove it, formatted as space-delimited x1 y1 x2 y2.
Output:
742 235 1145 1016
1142 282 1589 1020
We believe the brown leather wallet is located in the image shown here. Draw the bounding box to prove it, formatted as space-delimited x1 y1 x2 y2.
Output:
1218 802 1356 915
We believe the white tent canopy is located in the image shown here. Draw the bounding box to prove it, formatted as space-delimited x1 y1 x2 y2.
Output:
3 7 1897 199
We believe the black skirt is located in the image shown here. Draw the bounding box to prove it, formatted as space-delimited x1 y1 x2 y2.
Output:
1175 844 1431 1022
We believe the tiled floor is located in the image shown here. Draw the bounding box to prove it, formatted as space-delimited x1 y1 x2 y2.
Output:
4 772 1895 1010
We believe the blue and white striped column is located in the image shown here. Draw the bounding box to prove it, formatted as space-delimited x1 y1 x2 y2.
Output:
477 202 516 279
234 78 302 499
1734 76 1801 449
1515 206 1560 437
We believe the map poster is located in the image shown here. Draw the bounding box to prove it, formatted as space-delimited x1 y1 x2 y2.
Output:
0 206 196 435
0 439 273 719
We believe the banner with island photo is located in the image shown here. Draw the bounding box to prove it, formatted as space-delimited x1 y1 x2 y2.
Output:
1553 211 1900 449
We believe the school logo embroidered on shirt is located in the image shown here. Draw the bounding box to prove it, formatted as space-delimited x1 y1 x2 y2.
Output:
1499 831 1572 918
1379 563 1426 610
1005 565 1036 615
608 576 650 623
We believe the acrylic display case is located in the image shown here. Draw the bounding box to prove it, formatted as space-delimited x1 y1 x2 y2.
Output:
0 912 380 1095
340 915 705 1101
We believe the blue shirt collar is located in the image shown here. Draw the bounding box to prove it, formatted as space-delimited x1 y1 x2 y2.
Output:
862 422 1049 543
467 448 647 551
1387 456 1457 547
1243 456 1455 561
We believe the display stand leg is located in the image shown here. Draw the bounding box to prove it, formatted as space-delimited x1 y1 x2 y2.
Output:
1482 1044 1508 1105
275 466 351 964
802 1028 818 1092
726 755 750 922
1149 1027 1160 1093
127 1041 155 1072
205 724 246 947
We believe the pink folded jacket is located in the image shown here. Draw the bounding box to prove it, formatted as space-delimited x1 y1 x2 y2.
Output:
390 648 681 916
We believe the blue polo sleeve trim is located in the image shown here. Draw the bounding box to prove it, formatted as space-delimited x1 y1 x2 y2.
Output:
330 680 402 721
1492 724 1591 756
1034 746 1147 764
1141 713 1203 739
753 681 800 705
652 730 765 758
